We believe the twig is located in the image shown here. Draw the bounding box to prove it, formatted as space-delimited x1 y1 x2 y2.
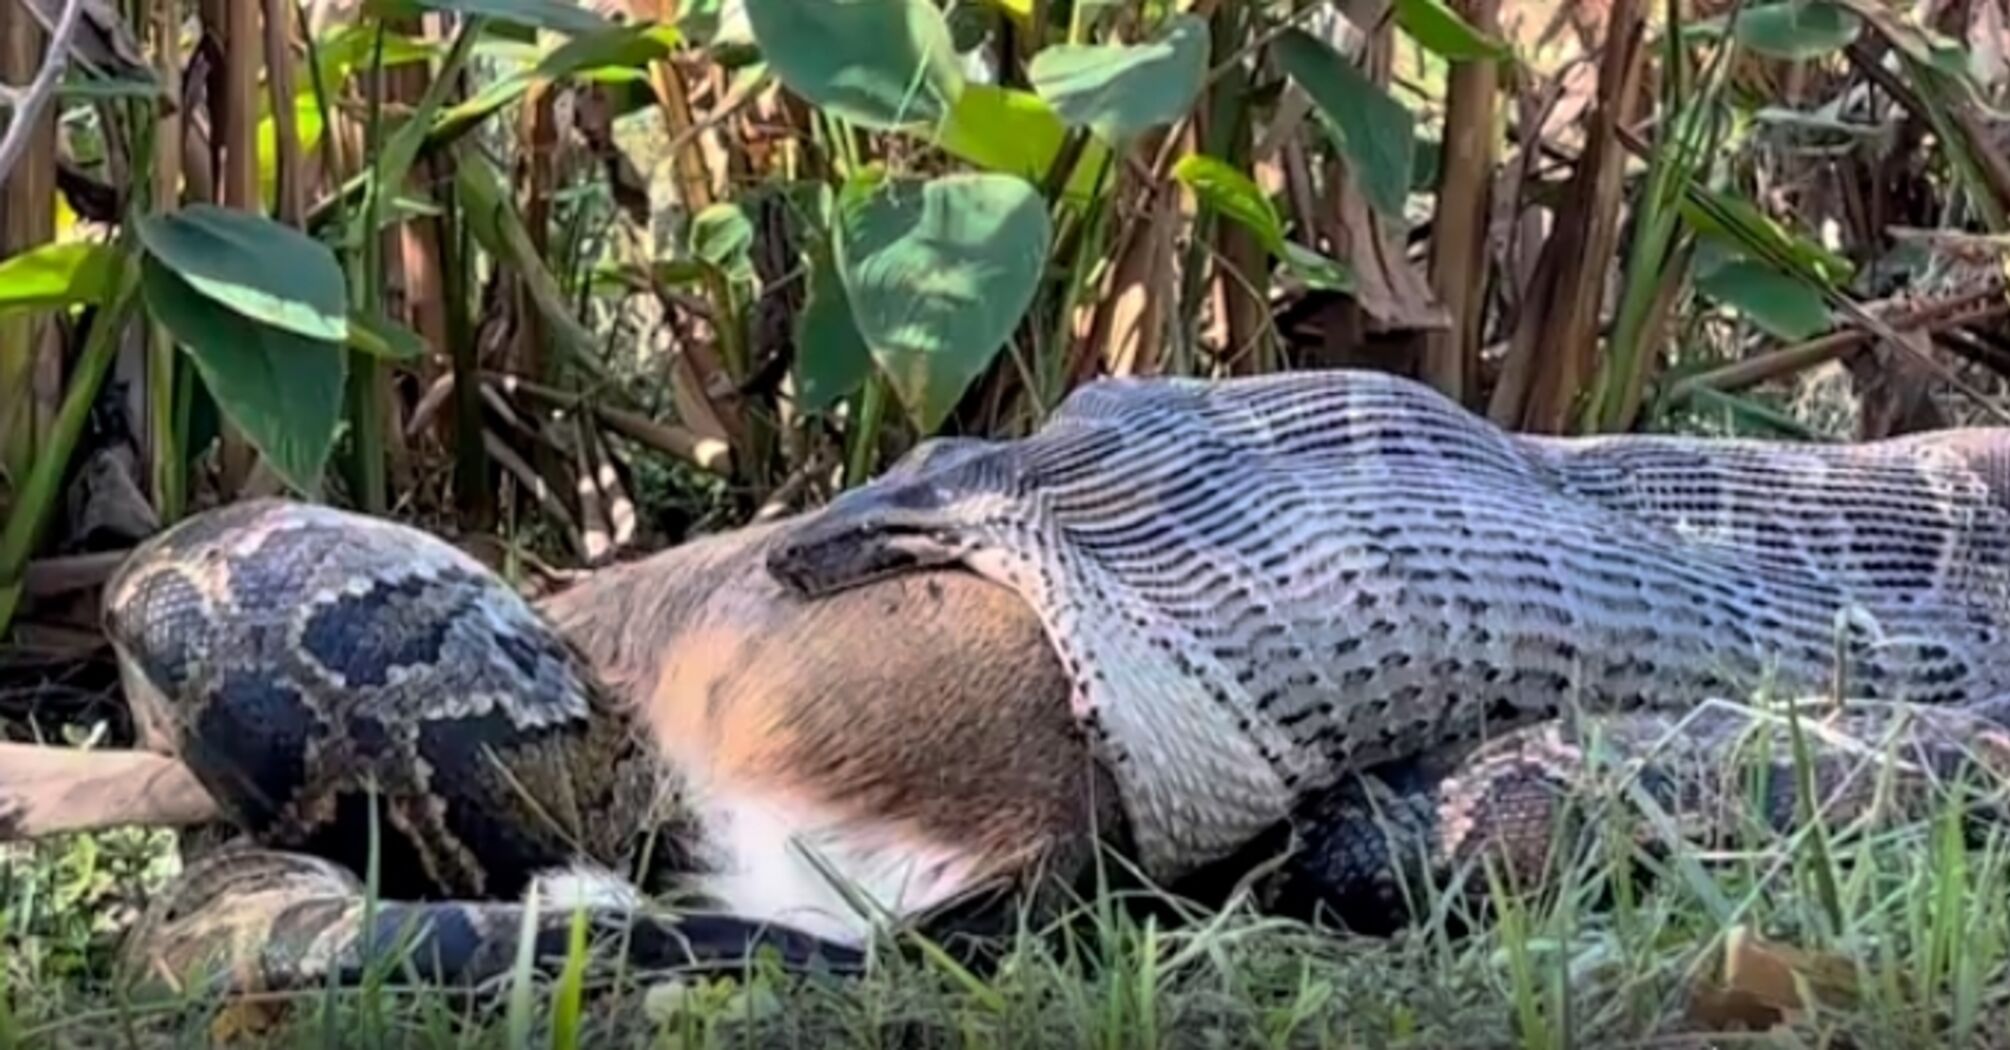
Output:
487 371 734 476
0 0 87 190
482 429 583 555
754 451 829 523
1666 289 2010 401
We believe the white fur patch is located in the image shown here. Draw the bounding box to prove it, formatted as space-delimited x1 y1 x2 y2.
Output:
529 862 646 912
682 786 986 946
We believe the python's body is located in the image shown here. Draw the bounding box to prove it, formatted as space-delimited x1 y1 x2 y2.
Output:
769 370 2010 877
65 368 2010 993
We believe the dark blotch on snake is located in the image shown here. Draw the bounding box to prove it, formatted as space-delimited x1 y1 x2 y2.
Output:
415 708 580 899
188 673 315 831
299 572 471 688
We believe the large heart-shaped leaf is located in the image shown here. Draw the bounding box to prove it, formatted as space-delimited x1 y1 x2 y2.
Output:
1275 29 1415 219
1735 2 1861 60
744 0 964 129
141 257 347 494
836 173 1051 433
0 242 121 318
1028 14 1208 144
134 205 348 343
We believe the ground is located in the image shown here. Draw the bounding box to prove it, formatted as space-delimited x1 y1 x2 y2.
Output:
6 699 2009 1048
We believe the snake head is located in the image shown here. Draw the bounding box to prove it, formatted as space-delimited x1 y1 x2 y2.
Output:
765 437 1017 598
101 499 302 753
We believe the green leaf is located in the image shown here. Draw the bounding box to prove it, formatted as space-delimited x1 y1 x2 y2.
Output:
1393 0 1512 60
1734 2 1861 60
356 19 484 255
141 256 346 494
743 0 964 130
1028 14 1208 143
1680 187 1853 285
1174 154 1285 245
933 83 1111 204
1279 242 1354 292
536 21 681 76
134 205 348 343
935 83 1067 180
795 245 874 413
1275 30 1416 218
347 309 429 361
56 74 167 102
688 202 756 282
1696 258 1832 341
648 259 714 286
1825 0 1971 81
312 24 440 84
836 173 1051 433
1173 155 1350 291
455 149 608 380
0 242 121 317
279 28 435 202
365 0 610 36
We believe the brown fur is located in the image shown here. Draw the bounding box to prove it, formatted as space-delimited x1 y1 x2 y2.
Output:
543 521 1113 895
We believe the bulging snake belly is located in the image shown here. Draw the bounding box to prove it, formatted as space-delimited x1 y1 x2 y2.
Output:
767 370 2010 880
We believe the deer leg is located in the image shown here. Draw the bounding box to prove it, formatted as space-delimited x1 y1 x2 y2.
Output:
0 742 220 841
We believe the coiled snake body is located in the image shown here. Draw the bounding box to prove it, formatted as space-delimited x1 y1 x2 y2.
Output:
99 369 2010 993
103 500 859 993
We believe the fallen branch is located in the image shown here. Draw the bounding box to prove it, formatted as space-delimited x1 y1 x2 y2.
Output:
1665 288 2010 403
487 371 734 476
21 549 125 598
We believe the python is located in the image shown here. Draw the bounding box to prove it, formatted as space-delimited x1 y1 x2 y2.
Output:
9 369 2010 994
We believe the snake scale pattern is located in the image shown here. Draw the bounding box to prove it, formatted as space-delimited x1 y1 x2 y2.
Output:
95 368 2010 991
102 500 862 994
768 369 2010 879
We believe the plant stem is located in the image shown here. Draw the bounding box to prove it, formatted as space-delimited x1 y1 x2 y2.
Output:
0 256 140 636
346 23 392 514
844 376 888 488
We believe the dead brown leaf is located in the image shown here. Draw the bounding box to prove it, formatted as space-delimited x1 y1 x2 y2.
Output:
1686 925 1859 1032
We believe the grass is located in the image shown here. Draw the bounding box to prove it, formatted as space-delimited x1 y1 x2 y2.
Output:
9 701 2010 1049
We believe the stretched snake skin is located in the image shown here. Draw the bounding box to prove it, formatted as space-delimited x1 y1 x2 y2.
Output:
768 369 2010 879
102 500 862 995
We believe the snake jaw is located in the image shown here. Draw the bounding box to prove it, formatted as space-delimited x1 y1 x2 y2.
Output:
765 475 976 598
765 521 970 598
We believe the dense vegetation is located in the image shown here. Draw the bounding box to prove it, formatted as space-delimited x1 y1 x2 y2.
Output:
4 0 2010 1044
